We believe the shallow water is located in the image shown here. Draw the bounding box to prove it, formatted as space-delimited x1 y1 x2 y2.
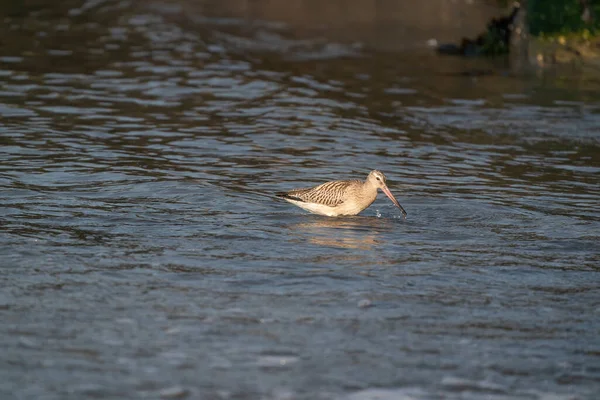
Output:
1 1 600 399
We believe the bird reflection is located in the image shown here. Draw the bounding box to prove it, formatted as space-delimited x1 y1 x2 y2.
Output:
289 216 393 250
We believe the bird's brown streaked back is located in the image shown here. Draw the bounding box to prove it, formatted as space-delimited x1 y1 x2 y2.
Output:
278 180 361 207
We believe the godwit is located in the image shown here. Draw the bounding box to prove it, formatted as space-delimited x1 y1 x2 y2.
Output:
276 170 407 218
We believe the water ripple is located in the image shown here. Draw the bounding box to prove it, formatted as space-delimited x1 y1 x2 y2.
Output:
1 2 599 400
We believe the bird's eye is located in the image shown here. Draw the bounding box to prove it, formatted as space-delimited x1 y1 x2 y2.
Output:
376 177 381 181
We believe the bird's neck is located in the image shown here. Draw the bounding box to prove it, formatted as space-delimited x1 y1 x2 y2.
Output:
362 179 378 195
364 178 377 190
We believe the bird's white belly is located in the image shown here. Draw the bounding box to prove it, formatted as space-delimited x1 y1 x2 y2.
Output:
286 199 339 216
284 198 373 217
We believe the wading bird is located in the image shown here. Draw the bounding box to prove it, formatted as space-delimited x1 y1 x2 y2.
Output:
276 170 407 218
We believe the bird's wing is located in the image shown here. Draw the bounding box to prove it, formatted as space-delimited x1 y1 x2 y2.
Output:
279 180 358 207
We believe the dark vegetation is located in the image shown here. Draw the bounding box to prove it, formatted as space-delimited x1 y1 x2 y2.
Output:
439 0 600 57
529 0 600 36
437 4 521 56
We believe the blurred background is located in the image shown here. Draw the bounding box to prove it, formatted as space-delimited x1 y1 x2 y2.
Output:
1 1 599 400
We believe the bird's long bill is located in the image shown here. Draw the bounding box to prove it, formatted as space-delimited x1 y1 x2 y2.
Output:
381 185 407 218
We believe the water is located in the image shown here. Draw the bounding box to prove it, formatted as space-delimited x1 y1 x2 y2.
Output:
1 1 600 399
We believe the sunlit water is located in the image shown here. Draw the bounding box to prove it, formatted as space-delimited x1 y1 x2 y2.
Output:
1 1 600 399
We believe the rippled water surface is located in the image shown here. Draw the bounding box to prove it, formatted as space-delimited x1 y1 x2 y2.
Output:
1 1 600 399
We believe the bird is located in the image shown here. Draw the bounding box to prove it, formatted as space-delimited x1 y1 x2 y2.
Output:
276 170 407 218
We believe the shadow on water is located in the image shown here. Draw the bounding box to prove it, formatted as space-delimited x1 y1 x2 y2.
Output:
285 215 396 250
1 1 600 399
